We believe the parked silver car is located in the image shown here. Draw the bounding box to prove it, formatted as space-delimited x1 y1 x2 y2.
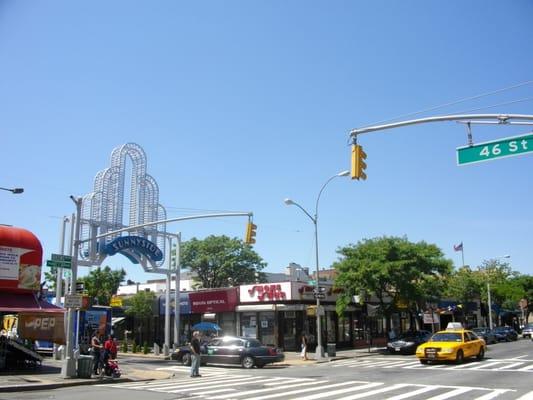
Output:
522 323 533 339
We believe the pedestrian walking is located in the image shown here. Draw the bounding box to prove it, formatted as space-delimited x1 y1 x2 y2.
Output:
301 333 308 360
190 331 201 377
91 331 103 376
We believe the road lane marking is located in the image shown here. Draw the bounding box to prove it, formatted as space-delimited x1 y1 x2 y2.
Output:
251 381 375 400
207 379 328 399
384 385 440 400
289 382 386 400
424 387 473 400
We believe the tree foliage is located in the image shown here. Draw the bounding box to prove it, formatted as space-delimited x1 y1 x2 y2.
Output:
180 235 267 288
333 236 453 322
124 290 156 344
79 266 126 306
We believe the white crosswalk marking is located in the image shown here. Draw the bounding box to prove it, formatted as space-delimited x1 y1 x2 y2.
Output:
384 385 440 400
330 357 533 372
106 375 514 399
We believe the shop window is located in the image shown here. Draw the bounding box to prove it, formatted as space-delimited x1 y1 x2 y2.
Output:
259 311 275 346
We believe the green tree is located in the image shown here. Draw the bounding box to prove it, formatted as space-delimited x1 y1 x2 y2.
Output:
79 266 126 306
124 290 155 344
44 266 66 292
334 236 452 328
180 235 267 288
443 265 482 306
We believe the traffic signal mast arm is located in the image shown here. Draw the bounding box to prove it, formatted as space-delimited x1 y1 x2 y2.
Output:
349 114 533 137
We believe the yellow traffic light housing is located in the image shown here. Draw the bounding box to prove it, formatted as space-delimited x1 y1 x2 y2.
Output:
245 221 257 244
351 144 367 180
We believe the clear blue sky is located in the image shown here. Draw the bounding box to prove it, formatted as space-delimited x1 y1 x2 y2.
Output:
1 1 532 285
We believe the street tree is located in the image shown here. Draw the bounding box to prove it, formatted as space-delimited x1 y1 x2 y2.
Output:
79 266 126 306
334 236 452 329
124 290 155 344
180 235 267 288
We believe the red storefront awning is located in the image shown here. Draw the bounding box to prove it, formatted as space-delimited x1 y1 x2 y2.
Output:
0 292 64 314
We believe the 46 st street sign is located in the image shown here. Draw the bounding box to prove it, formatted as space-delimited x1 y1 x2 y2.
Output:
457 132 533 166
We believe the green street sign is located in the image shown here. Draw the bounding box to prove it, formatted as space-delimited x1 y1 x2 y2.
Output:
457 133 533 166
46 259 72 269
51 253 72 262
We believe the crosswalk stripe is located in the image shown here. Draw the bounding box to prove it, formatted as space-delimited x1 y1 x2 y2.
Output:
424 387 473 400
384 385 440 400
290 382 386 400
128 375 248 390
164 376 262 393
473 389 512 400
518 364 533 371
465 361 504 370
251 380 374 400
382 361 418 368
207 379 329 399
323 383 412 400
497 362 524 370
516 390 533 400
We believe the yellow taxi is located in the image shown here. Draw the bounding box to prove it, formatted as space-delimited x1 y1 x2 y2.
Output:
415 323 486 364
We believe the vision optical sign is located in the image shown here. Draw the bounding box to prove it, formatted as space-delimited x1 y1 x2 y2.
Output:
102 236 163 262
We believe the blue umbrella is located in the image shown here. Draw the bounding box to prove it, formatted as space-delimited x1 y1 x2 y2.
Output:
192 322 222 332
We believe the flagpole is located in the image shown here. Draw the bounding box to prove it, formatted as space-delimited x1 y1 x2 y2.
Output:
461 244 465 267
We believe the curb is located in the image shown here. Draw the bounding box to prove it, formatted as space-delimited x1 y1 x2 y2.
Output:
0 377 144 393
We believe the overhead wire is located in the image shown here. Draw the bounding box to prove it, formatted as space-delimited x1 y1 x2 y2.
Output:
359 79 533 129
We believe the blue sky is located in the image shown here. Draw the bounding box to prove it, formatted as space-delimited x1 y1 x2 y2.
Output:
1 1 532 285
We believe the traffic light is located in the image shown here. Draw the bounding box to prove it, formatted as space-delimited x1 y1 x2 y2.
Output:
351 144 367 180
245 221 257 244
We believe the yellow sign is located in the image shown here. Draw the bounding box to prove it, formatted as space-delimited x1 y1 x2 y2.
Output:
110 295 123 307
306 306 316 317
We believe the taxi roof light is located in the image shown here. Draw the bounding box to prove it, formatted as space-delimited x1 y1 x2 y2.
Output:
446 322 463 330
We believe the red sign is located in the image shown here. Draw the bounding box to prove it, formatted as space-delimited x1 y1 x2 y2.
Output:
189 288 238 313
0 226 43 293
247 284 287 301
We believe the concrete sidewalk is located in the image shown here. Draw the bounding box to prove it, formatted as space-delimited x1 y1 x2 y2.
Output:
0 347 384 392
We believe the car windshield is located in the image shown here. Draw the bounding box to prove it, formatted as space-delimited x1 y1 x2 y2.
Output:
524 324 533 329
430 332 462 342
473 328 487 333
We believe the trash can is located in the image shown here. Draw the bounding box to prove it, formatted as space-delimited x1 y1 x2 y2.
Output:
77 355 93 379
326 343 336 357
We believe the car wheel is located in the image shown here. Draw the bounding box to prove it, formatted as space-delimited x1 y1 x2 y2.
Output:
419 359 428 365
455 350 464 364
476 347 485 361
182 353 191 366
242 356 255 369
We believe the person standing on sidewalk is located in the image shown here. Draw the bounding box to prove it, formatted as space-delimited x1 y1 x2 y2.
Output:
301 333 308 360
91 331 103 376
190 331 201 377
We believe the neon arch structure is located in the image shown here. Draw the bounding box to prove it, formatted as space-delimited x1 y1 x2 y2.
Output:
78 143 168 272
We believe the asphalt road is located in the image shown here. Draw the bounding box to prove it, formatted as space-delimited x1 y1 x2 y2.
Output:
1 339 531 400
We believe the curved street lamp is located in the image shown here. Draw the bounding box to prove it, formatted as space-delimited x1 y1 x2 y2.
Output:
284 170 349 360
0 187 24 194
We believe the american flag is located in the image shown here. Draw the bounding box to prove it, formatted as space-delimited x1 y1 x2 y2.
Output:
453 242 463 252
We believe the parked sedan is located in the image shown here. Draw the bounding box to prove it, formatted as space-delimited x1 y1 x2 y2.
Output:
521 323 533 339
387 330 431 355
493 326 518 342
173 336 284 369
472 327 497 345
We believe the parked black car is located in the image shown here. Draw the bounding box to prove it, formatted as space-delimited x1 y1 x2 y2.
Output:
172 336 284 369
472 327 497 345
386 330 431 355
492 326 518 342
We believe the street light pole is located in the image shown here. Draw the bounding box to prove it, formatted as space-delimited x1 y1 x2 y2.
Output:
284 170 349 360
487 255 510 330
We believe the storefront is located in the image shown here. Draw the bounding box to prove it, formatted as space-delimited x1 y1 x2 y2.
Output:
156 288 238 344
237 282 361 351
0 226 64 369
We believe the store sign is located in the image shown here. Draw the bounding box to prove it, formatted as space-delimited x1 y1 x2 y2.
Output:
423 312 440 324
18 312 65 344
159 292 191 315
189 288 238 313
240 282 291 303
